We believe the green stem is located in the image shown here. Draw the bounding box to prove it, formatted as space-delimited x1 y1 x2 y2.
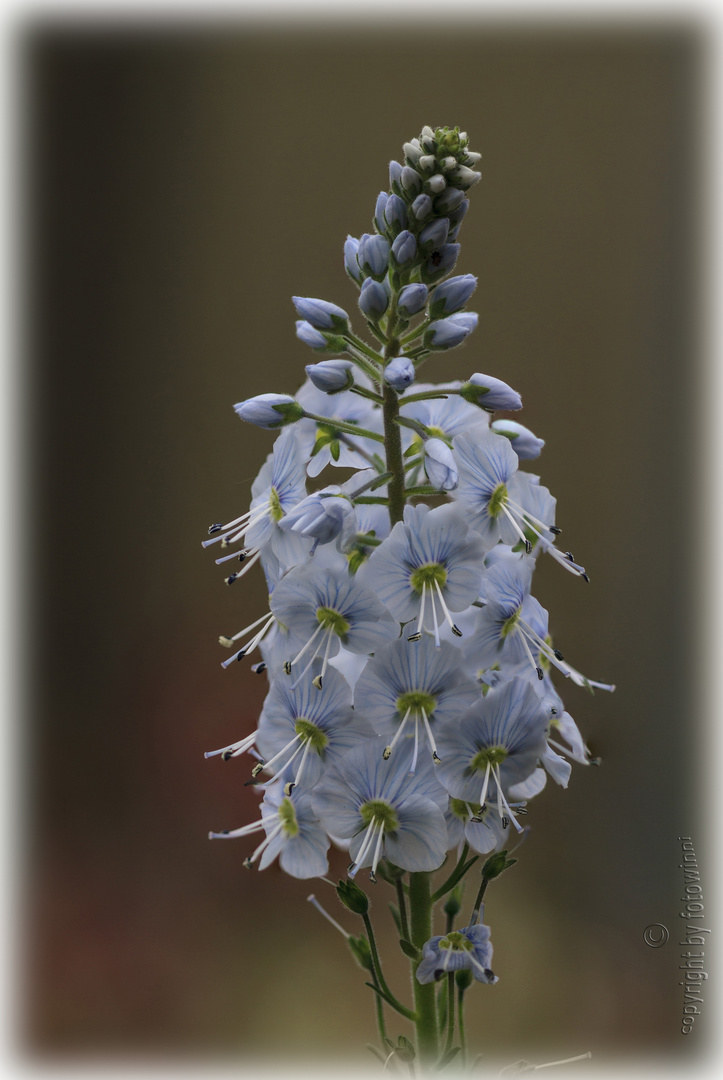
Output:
344 344 384 384
345 332 384 365
431 844 475 902
399 318 431 345
362 913 415 1021
444 972 455 1055
302 412 385 443
409 872 438 1064
350 384 385 404
469 874 490 924
382 382 407 526
457 985 467 1063
397 389 451 404
396 876 411 943
373 977 387 1047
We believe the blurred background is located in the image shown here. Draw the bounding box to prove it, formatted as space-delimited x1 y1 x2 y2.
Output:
20 12 709 1073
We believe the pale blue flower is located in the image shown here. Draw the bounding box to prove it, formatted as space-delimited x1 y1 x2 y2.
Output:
400 381 488 443
296 379 381 477
435 676 549 832
491 419 545 459
358 503 485 643
384 356 415 393
434 186 466 214
451 428 531 551
353 635 480 769
256 664 373 792
279 486 357 553
416 923 497 984
202 427 308 580
270 561 398 687
209 783 329 879
305 359 354 394
292 296 350 332
312 742 448 879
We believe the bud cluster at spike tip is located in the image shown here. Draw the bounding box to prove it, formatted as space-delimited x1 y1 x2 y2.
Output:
201 125 612 1047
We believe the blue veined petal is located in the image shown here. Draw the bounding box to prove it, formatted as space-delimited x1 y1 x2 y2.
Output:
279 827 330 879
382 795 448 872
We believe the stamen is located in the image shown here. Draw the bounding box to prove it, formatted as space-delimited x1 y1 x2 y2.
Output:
433 578 462 637
204 730 258 761
247 818 285 866
516 625 544 680
224 548 262 584
349 819 380 877
420 706 441 763
369 822 386 883
307 894 350 939
208 814 266 839
408 580 426 642
493 764 524 833
292 628 334 690
220 611 274 645
430 586 441 648
478 760 491 810
501 504 532 553
409 713 421 773
384 706 412 759
287 737 313 793
287 622 326 672
313 629 335 690
253 732 303 777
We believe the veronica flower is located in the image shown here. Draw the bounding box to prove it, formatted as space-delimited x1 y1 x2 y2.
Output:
445 798 512 855
452 429 554 555
255 665 373 793
279 486 358 554
435 677 549 833
312 742 448 881
209 783 329 879
354 635 480 770
424 438 458 491
416 923 497 985
202 427 308 582
400 381 488 442
359 503 485 646
270 562 398 689
510 473 588 579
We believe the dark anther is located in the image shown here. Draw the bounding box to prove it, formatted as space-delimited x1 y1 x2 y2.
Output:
432 752 441 764
251 761 265 778
238 552 247 563
430 250 443 267
582 572 590 583
564 551 575 561
383 747 392 760
484 969 495 981
524 540 532 554
407 632 422 642
502 816 509 829
236 649 246 661
549 525 562 534
312 675 323 690
554 649 565 661
283 781 295 797
242 857 253 870
536 667 544 681
208 523 223 534
369 871 377 884
222 751 234 761
251 662 267 674
283 661 292 675
225 573 238 585
451 625 463 637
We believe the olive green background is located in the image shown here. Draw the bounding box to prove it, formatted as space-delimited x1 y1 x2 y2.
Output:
23 16 708 1071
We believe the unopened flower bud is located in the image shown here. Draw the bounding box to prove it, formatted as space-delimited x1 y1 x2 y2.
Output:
421 243 460 283
403 140 423 165
424 312 478 350
305 359 354 394
384 356 415 392
343 236 363 285
384 194 407 236
296 320 347 353
426 173 446 194
391 229 417 267
357 233 390 280
398 282 428 317
461 373 522 411
452 165 482 190
418 154 436 173
389 160 403 193
400 166 422 196
234 394 303 429
419 218 449 250
359 277 389 320
434 186 466 214
293 296 349 332
411 193 433 221
424 438 458 490
337 878 369 915
374 192 389 234
429 274 478 318
491 419 543 457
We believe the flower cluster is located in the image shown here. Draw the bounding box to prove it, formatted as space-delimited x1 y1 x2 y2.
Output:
203 125 612 1065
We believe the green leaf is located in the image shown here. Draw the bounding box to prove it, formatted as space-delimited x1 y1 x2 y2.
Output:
399 938 421 961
